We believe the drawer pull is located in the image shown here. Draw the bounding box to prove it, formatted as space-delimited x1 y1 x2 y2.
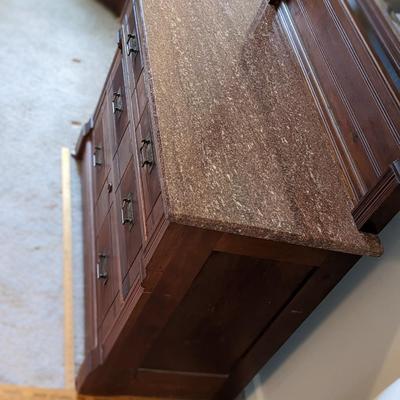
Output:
96 253 108 281
139 138 154 168
126 33 139 56
116 28 122 51
121 193 134 227
112 90 123 114
93 145 103 167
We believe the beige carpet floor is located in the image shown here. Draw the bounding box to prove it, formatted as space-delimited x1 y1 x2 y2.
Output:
0 0 118 388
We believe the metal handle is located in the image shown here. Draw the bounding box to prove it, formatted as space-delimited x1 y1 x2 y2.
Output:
126 33 139 56
121 193 134 227
139 138 154 168
96 253 108 280
92 145 103 167
112 90 123 114
116 28 122 51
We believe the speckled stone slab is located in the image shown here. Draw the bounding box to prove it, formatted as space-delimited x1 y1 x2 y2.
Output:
138 0 381 256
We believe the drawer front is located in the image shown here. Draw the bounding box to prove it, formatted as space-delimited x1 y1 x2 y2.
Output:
110 58 129 152
113 125 133 186
135 73 146 127
124 1 143 91
96 211 118 323
92 102 111 201
95 171 113 236
121 253 142 300
137 104 161 219
116 157 142 282
99 295 122 345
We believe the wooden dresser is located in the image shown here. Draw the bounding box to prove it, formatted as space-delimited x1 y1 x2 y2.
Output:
74 0 399 399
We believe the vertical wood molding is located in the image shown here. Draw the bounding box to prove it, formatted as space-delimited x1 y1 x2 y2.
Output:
352 159 400 233
61 147 75 389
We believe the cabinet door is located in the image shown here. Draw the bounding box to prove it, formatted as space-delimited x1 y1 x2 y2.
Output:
110 57 129 153
116 157 142 289
95 212 118 323
92 101 111 202
136 104 161 219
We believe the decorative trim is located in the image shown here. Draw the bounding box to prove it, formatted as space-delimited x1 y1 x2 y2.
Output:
73 116 94 159
352 160 400 233
61 148 75 389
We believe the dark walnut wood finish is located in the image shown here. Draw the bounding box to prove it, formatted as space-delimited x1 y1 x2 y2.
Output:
277 0 400 229
74 1 397 399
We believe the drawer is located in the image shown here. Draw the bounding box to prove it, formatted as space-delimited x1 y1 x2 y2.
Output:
136 104 161 219
95 171 113 236
113 124 133 187
99 295 122 345
110 57 129 153
92 101 111 201
96 211 118 323
134 72 147 127
116 157 142 282
121 251 142 299
123 1 143 92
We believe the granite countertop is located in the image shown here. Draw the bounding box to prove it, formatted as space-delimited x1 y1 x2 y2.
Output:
138 0 382 256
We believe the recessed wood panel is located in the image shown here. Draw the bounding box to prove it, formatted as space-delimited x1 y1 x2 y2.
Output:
143 252 314 375
130 368 227 400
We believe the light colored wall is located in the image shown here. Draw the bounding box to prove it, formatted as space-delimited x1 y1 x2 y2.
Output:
243 214 400 400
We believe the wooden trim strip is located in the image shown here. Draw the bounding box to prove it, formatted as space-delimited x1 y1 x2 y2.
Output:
0 384 161 400
352 159 400 233
61 147 75 389
0 385 75 400
74 117 94 159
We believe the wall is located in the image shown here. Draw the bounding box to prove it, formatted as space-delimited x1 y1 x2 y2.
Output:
243 214 400 400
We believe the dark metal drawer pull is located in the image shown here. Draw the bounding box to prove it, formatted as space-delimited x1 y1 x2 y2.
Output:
139 138 154 168
112 90 123 114
126 33 139 56
93 145 103 167
96 253 108 280
121 193 134 227
116 28 122 51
